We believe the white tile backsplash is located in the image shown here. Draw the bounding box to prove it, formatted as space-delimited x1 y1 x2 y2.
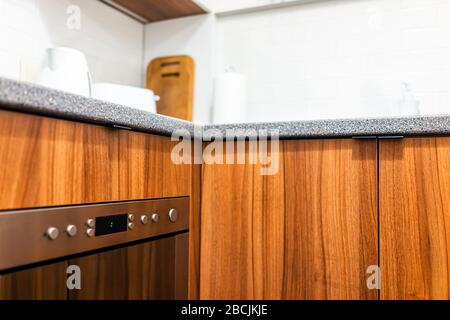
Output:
0 0 143 87
217 0 450 121
0 51 21 79
144 14 216 124
1 0 449 122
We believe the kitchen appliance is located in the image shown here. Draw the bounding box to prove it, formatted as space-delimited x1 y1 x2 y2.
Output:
0 198 189 271
37 47 92 97
92 83 159 113
146 55 195 121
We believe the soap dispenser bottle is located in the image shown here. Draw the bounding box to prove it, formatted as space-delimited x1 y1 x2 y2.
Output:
398 82 420 116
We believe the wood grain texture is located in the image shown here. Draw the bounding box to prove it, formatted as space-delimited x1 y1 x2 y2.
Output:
0 262 67 300
111 0 206 23
201 146 258 299
163 139 192 198
175 233 190 300
283 139 378 300
69 235 188 300
200 139 378 300
380 138 450 300
0 110 196 299
147 56 195 121
188 163 202 299
0 110 191 210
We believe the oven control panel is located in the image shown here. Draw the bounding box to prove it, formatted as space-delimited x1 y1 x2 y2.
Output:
0 198 189 271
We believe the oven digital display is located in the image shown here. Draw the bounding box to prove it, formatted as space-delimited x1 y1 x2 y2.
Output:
95 214 128 236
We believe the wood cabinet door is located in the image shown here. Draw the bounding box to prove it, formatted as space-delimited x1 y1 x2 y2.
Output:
0 262 67 300
0 109 192 211
380 138 450 300
69 234 188 300
200 139 378 300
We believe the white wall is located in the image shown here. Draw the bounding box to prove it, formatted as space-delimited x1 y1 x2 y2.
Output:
3 0 450 123
193 0 214 12
217 0 450 122
144 14 215 124
214 0 313 14
0 0 143 87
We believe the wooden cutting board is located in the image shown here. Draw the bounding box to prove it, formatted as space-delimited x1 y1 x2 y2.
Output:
146 55 195 121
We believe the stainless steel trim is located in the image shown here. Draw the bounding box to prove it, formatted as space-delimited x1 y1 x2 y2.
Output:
140 215 148 225
66 225 77 237
0 198 189 271
378 135 405 139
169 209 178 223
152 213 160 223
46 227 59 240
86 228 95 238
86 219 95 228
352 136 378 140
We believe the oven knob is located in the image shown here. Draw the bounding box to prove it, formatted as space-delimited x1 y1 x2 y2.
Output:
66 225 78 237
169 209 178 223
128 222 135 230
140 215 148 225
128 214 135 222
151 213 160 223
86 228 95 238
46 227 59 240
86 219 95 228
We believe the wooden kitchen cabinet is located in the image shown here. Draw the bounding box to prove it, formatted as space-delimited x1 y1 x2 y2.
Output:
108 0 206 23
69 234 189 300
0 109 199 300
380 137 450 300
0 262 67 300
0 234 188 300
8 106 450 300
0 109 192 211
283 139 378 300
200 139 378 300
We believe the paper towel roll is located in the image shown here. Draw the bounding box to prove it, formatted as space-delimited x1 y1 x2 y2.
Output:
213 70 247 124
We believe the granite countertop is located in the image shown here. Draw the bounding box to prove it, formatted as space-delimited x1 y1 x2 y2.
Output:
0 78 194 137
1 77 450 140
203 116 450 139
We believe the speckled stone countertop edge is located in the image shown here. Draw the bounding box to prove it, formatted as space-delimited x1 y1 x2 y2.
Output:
0 77 195 137
203 116 450 139
2 77 450 140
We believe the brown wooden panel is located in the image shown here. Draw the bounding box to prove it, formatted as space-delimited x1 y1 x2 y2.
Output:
200 143 260 299
188 163 202 299
200 139 378 300
147 56 195 121
117 130 163 200
0 262 67 300
380 138 450 300
69 247 128 300
0 110 191 210
69 235 188 300
252 148 286 300
283 139 378 300
111 0 206 23
163 139 192 198
175 233 189 300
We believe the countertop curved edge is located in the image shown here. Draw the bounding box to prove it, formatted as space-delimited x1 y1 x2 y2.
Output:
2 77 450 140
0 77 195 137
203 116 450 139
